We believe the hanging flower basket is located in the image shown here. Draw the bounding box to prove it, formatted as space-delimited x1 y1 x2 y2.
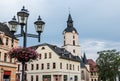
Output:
7 47 39 62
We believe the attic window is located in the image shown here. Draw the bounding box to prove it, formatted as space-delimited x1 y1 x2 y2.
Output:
41 47 45 50
53 46 57 49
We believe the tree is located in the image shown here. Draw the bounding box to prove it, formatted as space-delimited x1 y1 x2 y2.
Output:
96 49 120 81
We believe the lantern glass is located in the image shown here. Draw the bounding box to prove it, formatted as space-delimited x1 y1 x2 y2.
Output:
17 6 29 25
8 16 19 32
34 16 45 33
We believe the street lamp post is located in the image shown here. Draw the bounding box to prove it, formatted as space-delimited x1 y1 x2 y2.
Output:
1 68 4 81
8 6 45 81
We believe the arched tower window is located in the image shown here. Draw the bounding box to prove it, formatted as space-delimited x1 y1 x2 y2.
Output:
73 35 75 39
64 41 66 46
73 40 75 45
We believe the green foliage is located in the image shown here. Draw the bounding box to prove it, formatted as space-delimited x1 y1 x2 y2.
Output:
96 49 120 81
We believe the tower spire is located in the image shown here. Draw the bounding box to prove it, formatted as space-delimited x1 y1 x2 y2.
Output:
67 13 73 27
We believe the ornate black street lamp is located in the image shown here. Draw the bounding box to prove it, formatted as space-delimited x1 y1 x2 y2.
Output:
8 6 45 81
1 68 4 81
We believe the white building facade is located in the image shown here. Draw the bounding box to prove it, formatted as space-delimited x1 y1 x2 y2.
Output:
16 14 91 81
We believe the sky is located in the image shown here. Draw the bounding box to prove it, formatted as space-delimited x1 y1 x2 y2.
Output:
0 0 120 61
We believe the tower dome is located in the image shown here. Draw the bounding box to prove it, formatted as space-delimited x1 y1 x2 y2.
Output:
63 14 78 34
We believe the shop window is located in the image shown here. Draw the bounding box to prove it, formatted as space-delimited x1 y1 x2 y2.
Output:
43 75 51 81
74 76 78 81
36 75 39 81
64 75 67 81
31 75 33 81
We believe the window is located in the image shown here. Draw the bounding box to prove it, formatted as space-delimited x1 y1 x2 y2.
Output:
74 76 78 81
73 65 74 70
25 64 27 71
41 63 44 70
45 53 47 59
60 63 62 69
78 65 79 71
0 52 1 60
49 52 52 58
36 64 39 70
6 37 9 45
66 64 68 70
73 49 75 53
81 71 85 80
10 58 12 63
24 73 27 80
41 47 45 50
31 64 34 70
91 79 93 81
11 39 14 47
18 64 20 71
91 72 93 76
53 63 56 69
64 36 65 39
47 63 50 69
73 40 75 45
70 64 72 70
31 75 33 81
64 41 66 45
73 35 75 39
39 54 41 59
4 53 7 62
36 75 39 81
64 75 67 81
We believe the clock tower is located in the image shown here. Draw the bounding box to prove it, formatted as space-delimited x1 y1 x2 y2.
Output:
62 14 81 57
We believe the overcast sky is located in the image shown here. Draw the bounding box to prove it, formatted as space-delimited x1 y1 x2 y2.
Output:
0 0 120 61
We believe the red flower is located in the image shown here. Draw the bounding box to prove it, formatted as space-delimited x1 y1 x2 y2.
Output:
7 47 39 62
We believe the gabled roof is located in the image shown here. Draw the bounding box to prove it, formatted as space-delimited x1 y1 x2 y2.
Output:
30 43 81 62
0 23 15 38
87 59 97 72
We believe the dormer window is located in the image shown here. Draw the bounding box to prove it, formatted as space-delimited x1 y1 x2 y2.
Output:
41 47 45 50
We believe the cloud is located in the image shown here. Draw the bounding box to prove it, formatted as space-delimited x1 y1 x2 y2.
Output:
80 39 120 61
